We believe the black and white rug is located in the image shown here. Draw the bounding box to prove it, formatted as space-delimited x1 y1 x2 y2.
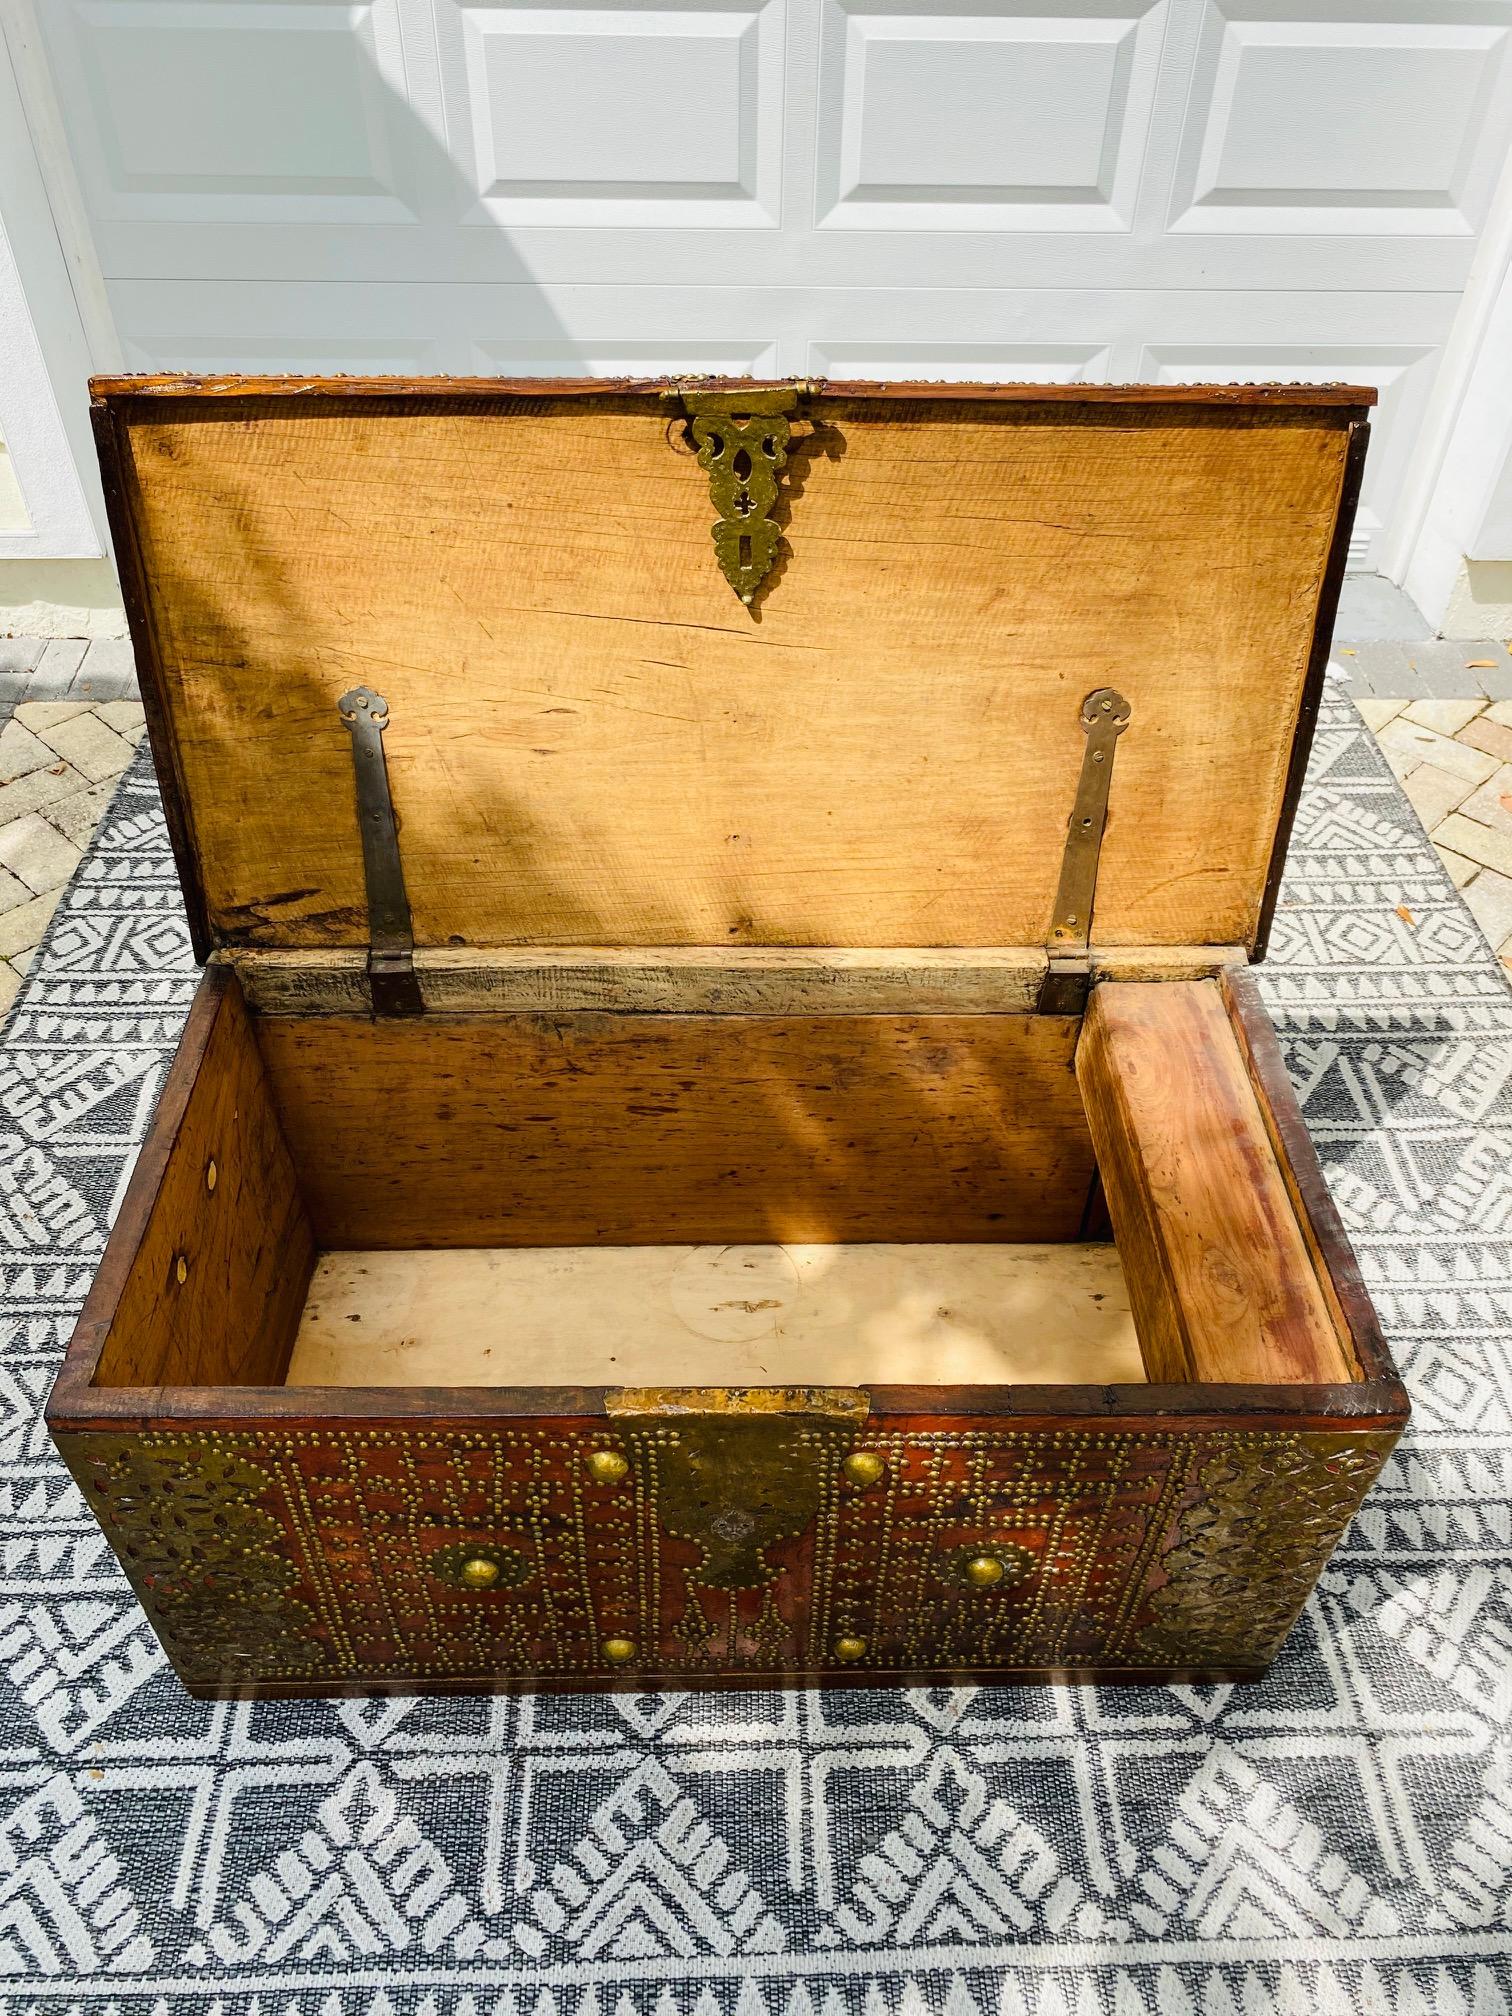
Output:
2 693 1509 2014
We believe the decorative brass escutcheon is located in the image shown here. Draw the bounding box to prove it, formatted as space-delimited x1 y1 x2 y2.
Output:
651 1414 833 1591
679 387 802 606
604 1388 862 1594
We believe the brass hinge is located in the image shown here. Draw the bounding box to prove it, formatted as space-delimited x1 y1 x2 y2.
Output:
338 685 424 1018
667 382 817 606
1037 687 1131 1016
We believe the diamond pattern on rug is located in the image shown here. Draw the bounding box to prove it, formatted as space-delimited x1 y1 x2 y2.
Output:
0 707 1510 2013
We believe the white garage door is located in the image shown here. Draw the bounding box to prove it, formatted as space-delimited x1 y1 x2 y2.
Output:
26 0 1512 571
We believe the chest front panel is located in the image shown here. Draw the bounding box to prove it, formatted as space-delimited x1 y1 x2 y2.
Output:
58 1419 1395 1694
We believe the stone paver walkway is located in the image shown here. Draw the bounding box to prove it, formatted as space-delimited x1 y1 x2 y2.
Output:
1355 695 1512 972
0 636 143 1014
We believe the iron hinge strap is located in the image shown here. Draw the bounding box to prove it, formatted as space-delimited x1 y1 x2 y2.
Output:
338 685 424 1018
1037 687 1131 1016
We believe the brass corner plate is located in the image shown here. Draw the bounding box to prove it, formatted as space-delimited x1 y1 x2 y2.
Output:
678 387 803 606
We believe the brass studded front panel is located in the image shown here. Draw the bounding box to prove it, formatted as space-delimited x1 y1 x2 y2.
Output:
58 1419 1396 1693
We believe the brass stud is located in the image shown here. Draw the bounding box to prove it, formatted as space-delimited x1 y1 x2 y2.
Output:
843 1451 885 1488
585 1450 629 1485
174 1255 188 1285
205 1160 217 1193
834 1634 867 1662
602 1635 636 1664
459 1556 500 1590
964 1554 1005 1587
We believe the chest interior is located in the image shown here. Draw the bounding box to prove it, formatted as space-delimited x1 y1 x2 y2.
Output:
84 957 1360 1398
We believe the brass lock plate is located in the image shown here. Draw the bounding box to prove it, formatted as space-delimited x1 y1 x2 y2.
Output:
675 385 806 606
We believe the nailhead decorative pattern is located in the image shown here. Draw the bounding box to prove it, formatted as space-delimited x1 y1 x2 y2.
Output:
59 1421 1394 1686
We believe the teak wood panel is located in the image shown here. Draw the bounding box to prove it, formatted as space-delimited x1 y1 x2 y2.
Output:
1218 965 1384 1388
253 1011 1095 1248
86 975 314 1389
1075 980 1353 1386
99 386 1362 955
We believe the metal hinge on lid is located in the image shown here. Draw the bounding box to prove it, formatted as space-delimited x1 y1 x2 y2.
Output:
1037 688 1131 1016
338 685 424 1018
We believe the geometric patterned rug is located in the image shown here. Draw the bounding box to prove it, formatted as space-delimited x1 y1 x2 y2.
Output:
1 689 1509 2014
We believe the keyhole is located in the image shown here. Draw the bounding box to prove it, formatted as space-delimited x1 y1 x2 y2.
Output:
739 534 752 569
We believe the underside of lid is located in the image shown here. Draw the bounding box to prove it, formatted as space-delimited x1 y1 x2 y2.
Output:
92 377 1371 960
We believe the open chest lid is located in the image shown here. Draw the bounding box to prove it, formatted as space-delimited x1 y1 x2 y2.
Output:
93 376 1370 969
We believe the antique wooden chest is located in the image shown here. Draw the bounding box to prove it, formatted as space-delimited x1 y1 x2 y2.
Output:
48 376 1409 1699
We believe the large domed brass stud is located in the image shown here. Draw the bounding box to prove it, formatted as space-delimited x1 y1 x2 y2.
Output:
843 1451 885 1488
834 1634 867 1662
964 1554 1005 1588
602 1636 636 1664
459 1556 501 1589
586 1450 629 1485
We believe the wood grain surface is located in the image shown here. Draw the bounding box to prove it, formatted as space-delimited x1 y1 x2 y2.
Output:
1219 967 1382 1384
255 1010 1095 1247
99 386 1360 956
225 942 1248 1016
88 974 315 1388
284 1240 1144 1389
1075 980 1353 1386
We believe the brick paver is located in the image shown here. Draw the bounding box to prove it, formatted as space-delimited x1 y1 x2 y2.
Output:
1356 695 1512 976
0 637 143 1013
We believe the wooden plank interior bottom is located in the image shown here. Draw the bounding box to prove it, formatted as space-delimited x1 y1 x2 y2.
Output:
282 1241 1144 1389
